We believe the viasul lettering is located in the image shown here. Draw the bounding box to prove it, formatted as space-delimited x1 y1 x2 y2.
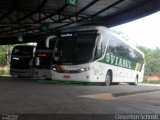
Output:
105 53 132 69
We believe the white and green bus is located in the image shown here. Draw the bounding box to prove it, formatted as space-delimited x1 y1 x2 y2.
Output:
48 26 144 85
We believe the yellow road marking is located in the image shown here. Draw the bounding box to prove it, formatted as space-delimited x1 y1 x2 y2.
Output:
79 90 160 101
79 93 114 100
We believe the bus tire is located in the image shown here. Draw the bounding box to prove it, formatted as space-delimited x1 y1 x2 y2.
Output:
112 82 119 85
104 71 112 86
129 75 138 85
134 75 138 85
29 69 34 78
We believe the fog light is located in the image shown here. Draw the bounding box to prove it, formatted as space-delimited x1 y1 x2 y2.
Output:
86 75 90 79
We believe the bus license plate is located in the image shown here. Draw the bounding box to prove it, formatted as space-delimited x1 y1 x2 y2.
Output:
63 75 70 79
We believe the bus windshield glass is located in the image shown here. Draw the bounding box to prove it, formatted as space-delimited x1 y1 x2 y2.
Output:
35 39 56 68
53 31 98 65
11 46 35 69
12 46 34 56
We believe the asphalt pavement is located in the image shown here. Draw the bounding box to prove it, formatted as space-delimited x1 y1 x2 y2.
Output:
0 76 160 115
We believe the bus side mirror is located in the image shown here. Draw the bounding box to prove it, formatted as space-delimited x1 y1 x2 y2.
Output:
46 35 56 48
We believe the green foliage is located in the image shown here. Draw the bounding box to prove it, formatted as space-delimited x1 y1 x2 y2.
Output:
0 45 14 66
145 80 160 84
0 70 9 75
0 46 7 66
0 51 7 66
137 46 160 75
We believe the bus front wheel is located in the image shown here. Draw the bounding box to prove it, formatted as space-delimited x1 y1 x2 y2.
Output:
104 72 112 86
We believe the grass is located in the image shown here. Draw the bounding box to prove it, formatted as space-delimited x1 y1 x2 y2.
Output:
38 79 101 86
0 70 9 76
144 80 160 84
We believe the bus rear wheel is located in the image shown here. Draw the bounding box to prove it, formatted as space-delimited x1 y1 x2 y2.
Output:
104 72 112 86
134 76 138 85
129 76 138 85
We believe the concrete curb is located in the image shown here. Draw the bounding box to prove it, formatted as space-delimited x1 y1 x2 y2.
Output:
112 89 160 97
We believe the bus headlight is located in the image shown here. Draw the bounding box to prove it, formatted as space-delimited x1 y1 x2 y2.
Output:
53 67 56 71
86 75 90 79
80 68 85 72
80 66 93 72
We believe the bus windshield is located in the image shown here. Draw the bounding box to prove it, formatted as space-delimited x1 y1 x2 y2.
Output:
35 39 56 68
11 45 35 69
53 31 98 65
12 46 34 56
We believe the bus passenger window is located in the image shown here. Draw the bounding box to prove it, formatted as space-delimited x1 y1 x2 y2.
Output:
94 44 102 60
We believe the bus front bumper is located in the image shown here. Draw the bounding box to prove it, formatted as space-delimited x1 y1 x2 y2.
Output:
51 69 105 82
10 68 31 77
33 69 52 79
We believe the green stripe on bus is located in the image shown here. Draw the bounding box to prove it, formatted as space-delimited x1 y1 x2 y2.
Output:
98 52 143 72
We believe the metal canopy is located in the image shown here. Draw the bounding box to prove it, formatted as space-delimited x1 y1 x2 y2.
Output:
0 0 159 44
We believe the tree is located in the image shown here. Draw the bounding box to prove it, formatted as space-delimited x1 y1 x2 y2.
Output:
137 46 160 76
0 45 14 66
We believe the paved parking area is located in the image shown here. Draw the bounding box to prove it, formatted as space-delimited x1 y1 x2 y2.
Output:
0 76 160 114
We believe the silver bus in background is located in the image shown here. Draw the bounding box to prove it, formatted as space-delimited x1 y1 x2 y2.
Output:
33 35 56 79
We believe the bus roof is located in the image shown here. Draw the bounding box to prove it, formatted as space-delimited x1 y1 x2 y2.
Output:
13 45 36 48
61 26 110 32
